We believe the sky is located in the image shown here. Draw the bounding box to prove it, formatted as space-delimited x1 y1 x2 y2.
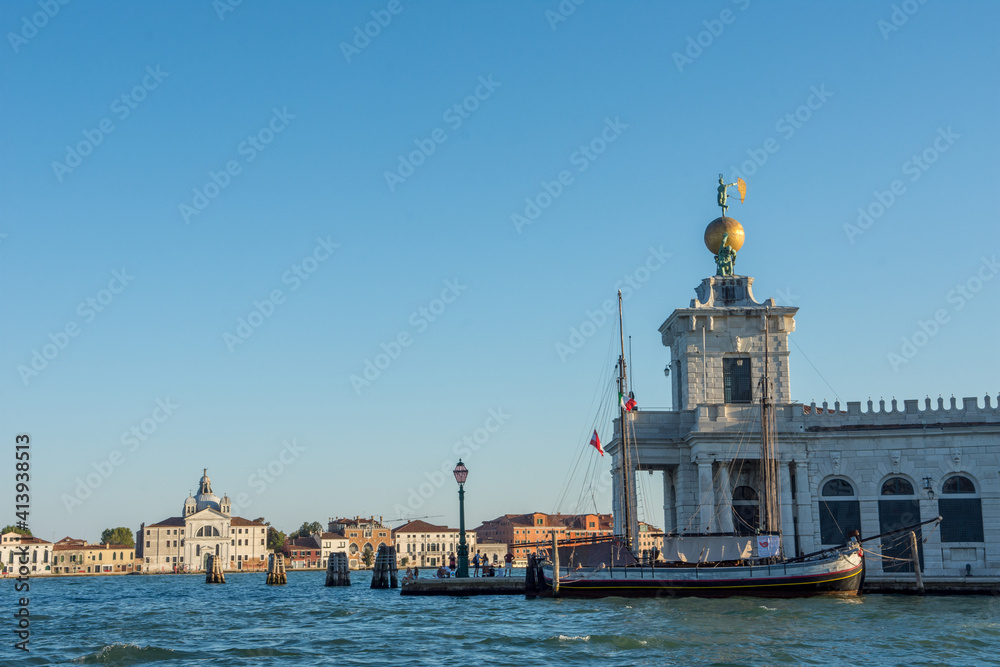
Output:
2 0 998 543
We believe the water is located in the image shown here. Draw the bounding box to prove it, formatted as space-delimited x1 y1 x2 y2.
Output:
7 571 999 666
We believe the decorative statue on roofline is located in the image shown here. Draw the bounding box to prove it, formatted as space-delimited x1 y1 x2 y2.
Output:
704 174 747 277
715 232 736 276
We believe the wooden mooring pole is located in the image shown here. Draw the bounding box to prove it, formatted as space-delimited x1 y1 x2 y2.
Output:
266 553 287 585
909 531 924 594
551 531 560 597
370 545 398 589
205 554 225 584
325 552 351 586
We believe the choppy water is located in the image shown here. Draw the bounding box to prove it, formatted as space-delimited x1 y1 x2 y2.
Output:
5 571 999 665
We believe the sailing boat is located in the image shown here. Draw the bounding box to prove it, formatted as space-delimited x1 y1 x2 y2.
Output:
528 291 866 598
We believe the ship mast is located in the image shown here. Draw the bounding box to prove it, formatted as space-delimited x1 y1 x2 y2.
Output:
759 308 781 547
617 290 636 551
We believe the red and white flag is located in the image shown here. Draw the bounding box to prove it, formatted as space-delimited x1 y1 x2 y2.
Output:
590 430 604 456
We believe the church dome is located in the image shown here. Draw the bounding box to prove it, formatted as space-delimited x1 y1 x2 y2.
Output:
193 469 221 512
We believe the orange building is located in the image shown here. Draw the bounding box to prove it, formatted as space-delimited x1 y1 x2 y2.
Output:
474 512 613 558
327 516 393 569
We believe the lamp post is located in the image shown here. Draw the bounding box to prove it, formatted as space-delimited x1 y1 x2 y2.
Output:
453 459 469 578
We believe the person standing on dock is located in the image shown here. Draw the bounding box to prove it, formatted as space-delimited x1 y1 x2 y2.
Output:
449 553 457 573
504 551 514 576
472 551 481 577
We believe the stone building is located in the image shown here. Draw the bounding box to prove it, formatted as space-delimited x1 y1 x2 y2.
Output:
475 512 613 559
392 519 476 569
50 537 137 575
137 469 268 573
1 532 52 575
327 517 392 569
608 214 999 590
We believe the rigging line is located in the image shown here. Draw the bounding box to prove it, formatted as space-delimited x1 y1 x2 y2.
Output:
553 335 617 511
789 335 839 402
566 376 617 513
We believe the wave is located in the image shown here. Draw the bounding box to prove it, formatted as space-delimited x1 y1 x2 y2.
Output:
72 642 184 664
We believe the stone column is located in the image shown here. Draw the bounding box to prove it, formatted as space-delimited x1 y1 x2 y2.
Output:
663 467 676 534
793 460 815 555
779 463 796 555
717 462 734 533
675 460 693 534
698 461 715 533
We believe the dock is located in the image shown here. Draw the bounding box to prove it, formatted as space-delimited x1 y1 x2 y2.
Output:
400 576 524 596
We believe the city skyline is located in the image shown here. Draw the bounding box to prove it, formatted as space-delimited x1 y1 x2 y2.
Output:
3 1 998 542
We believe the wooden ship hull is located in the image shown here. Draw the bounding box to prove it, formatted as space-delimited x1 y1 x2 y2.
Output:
530 547 864 599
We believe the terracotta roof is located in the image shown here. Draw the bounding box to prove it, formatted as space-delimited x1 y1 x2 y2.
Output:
319 532 347 540
392 520 458 535
230 517 267 526
148 517 186 528
480 513 613 530
286 537 319 548
0 534 51 545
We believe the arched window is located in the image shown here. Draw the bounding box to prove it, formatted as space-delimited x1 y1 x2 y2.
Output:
939 475 984 542
819 478 861 545
732 486 759 536
881 477 915 495
878 476 921 573
349 543 359 554
197 526 220 537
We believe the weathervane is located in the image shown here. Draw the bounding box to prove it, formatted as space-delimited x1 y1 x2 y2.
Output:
716 173 746 217
705 174 748 277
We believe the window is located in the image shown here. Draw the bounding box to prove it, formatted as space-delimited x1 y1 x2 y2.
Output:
819 478 861 545
939 475 984 542
878 477 921 573
881 478 915 495
723 357 752 403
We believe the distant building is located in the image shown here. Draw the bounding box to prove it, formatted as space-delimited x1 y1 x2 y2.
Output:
475 540 508 567
636 522 663 557
475 512 613 559
392 519 477 569
137 469 268 573
282 537 323 569
1 532 52 575
311 531 350 566
327 517 393 569
51 537 136 575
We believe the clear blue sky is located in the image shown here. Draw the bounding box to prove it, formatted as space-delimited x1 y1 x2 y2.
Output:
2 0 997 542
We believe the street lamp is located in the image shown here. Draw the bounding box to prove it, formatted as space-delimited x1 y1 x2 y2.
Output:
453 459 469 578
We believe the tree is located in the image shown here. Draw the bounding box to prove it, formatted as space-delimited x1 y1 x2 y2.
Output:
268 527 285 552
289 521 323 539
1 525 31 536
399 556 409 567
101 527 135 547
362 549 374 568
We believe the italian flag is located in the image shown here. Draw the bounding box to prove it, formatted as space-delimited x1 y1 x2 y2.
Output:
620 392 637 412
590 430 604 456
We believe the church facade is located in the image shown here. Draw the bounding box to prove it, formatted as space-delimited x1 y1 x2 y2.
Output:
609 220 999 591
137 470 269 573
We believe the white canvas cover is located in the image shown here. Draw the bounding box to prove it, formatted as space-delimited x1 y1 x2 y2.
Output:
660 536 755 563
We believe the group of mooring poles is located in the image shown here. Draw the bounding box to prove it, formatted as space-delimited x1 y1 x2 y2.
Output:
204 546 399 588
